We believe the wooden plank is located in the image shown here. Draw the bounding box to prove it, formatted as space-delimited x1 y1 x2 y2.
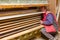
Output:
0 9 37 17
0 14 40 22
0 20 39 32
0 12 43 20
0 14 41 39
0 25 43 40
0 4 48 9
0 23 40 39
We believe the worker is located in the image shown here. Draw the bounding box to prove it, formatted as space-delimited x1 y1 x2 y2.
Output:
40 6 58 40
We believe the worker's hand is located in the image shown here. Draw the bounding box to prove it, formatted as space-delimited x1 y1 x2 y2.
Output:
40 20 43 24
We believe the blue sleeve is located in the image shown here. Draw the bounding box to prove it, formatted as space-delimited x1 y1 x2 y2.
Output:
43 13 54 25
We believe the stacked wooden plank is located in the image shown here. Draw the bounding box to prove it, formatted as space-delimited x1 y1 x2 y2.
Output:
0 12 43 40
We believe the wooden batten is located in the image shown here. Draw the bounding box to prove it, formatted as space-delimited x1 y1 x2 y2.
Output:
0 4 48 9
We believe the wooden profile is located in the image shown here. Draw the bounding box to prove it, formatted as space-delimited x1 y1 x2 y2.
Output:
0 4 48 9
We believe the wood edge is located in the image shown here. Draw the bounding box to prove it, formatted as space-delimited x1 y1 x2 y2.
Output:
0 25 43 40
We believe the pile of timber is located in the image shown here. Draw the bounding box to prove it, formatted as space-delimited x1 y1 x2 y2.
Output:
0 12 43 40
